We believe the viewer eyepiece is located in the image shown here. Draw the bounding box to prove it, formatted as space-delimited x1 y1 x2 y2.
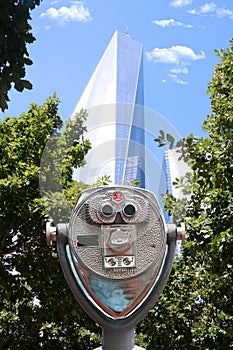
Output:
101 203 114 217
123 204 136 217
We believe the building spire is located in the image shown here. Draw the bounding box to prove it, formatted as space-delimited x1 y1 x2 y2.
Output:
124 26 133 39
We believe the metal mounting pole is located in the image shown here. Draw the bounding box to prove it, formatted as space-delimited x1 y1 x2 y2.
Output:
94 327 145 350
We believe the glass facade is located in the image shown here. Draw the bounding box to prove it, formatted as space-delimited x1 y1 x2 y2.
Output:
72 31 145 187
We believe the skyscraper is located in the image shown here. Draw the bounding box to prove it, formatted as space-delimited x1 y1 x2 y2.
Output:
163 148 191 200
72 30 145 187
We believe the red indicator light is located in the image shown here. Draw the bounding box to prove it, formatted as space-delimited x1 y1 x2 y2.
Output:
113 191 123 203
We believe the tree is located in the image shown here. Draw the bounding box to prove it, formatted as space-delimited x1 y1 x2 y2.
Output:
137 40 233 349
0 0 41 111
0 94 102 349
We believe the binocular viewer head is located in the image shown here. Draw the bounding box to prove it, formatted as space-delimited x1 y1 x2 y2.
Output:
47 186 184 328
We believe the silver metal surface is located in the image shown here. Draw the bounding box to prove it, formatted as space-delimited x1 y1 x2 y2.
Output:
177 222 186 244
93 328 146 350
68 187 167 318
53 186 179 350
46 221 57 246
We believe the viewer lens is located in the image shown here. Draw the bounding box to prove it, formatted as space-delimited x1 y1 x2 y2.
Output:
123 204 136 216
102 204 113 217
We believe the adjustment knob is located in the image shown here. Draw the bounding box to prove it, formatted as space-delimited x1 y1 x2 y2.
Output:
46 222 57 246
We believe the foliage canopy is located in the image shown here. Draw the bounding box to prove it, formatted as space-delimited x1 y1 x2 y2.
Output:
0 0 41 111
0 94 102 349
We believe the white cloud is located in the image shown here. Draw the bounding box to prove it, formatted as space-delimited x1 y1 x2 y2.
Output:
153 18 193 28
146 45 205 65
188 2 233 19
188 2 216 15
216 8 233 19
170 74 188 85
170 67 189 74
162 74 188 85
40 1 92 25
146 45 205 85
199 2 216 13
170 0 193 8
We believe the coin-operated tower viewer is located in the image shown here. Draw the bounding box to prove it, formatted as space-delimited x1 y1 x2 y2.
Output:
46 186 185 350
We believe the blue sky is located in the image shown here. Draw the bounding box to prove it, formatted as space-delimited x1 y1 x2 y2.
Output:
3 0 233 137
